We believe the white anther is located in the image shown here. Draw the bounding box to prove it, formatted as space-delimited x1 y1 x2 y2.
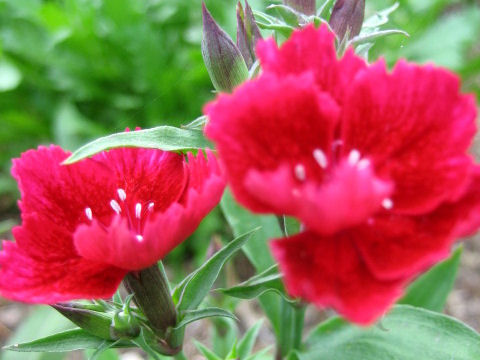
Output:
110 199 122 214
136 234 144 242
117 188 126 201
313 149 328 169
135 203 142 219
294 164 306 181
348 149 361 165
148 202 154 211
382 198 393 210
358 159 370 170
84 207 93 221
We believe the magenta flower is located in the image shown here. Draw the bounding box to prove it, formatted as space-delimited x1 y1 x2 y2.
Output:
0 146 225 303
205 25 480 324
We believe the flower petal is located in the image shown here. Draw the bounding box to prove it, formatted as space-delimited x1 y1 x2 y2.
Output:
0 241 126 303
271 231 404 325
353 167 480 281
342 60 478 214
205 72 339 212
74 151 225 271
245 160 392 235
95 148 188 212
256 24 367 105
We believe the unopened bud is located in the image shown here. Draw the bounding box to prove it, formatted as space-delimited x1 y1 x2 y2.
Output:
282 0 315 16
52 303 114 340
329 0 365 40
236 1 263 68
202 2 249 92
110 310 140 339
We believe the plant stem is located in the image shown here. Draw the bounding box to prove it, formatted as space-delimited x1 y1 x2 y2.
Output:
124 263 181 353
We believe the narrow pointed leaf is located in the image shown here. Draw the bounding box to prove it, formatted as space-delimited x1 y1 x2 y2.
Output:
174 308 237 330
217 265 294 303
194 341 222 360
238 320 264 359
350 29 409 46
176 228 258 311
3 329 128 353
399 246 463 312
300 305 480 360
64 126 211 164
220 190 283 337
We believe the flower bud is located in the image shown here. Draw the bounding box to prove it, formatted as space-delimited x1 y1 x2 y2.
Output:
110 309 141 339
202 2 249 92
282 0 315 16
52 303 114 340
236 1 263 69
329 0 365 40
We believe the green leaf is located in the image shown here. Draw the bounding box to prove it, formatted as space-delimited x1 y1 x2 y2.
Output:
3 328 127 353
220 190 279 272
217 265 293 303
351 29 409 46
87 341 120 360
174 307 237 330
399 246 463 312
220 190 283 337
176 228 258 311
300 305 480 360
2 306 75 360
237 320 263 360
63 126 212 164
194 341 222 360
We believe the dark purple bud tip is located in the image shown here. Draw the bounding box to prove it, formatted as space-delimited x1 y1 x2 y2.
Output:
329 0 365 40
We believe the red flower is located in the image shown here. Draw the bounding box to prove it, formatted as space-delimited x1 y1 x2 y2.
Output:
205 25 480 324
0 146 224 303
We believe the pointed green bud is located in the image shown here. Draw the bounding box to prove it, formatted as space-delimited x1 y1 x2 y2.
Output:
52 303 114 340
110 310 141 339
329 0 365 40
282 0 315 16
237 1 263 69
202 2 249 92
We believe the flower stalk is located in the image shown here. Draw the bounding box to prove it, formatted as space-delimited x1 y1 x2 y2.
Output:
123 263 181 354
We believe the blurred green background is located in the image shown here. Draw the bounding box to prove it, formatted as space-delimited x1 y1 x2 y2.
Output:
0 0 479 358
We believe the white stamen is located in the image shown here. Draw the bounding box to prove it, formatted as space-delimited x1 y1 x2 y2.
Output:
117 188 126 201
294 164 306 181
84 207 93 221
148 202 154 211
136 234 144 242
313 149 328 169
382 198 394 210
135 203 142 219
348 149 361 165
110 199 122 214
358 159 370 170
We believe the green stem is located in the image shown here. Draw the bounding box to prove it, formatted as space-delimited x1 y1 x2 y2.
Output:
293 305 305 349
123 263 181 353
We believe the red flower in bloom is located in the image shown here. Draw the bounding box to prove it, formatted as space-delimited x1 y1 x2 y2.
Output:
0 146 224 303
205 25 480 324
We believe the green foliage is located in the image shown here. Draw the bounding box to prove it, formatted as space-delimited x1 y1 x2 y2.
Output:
300 305 480 360
399 246 463 312
64 126 211 164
